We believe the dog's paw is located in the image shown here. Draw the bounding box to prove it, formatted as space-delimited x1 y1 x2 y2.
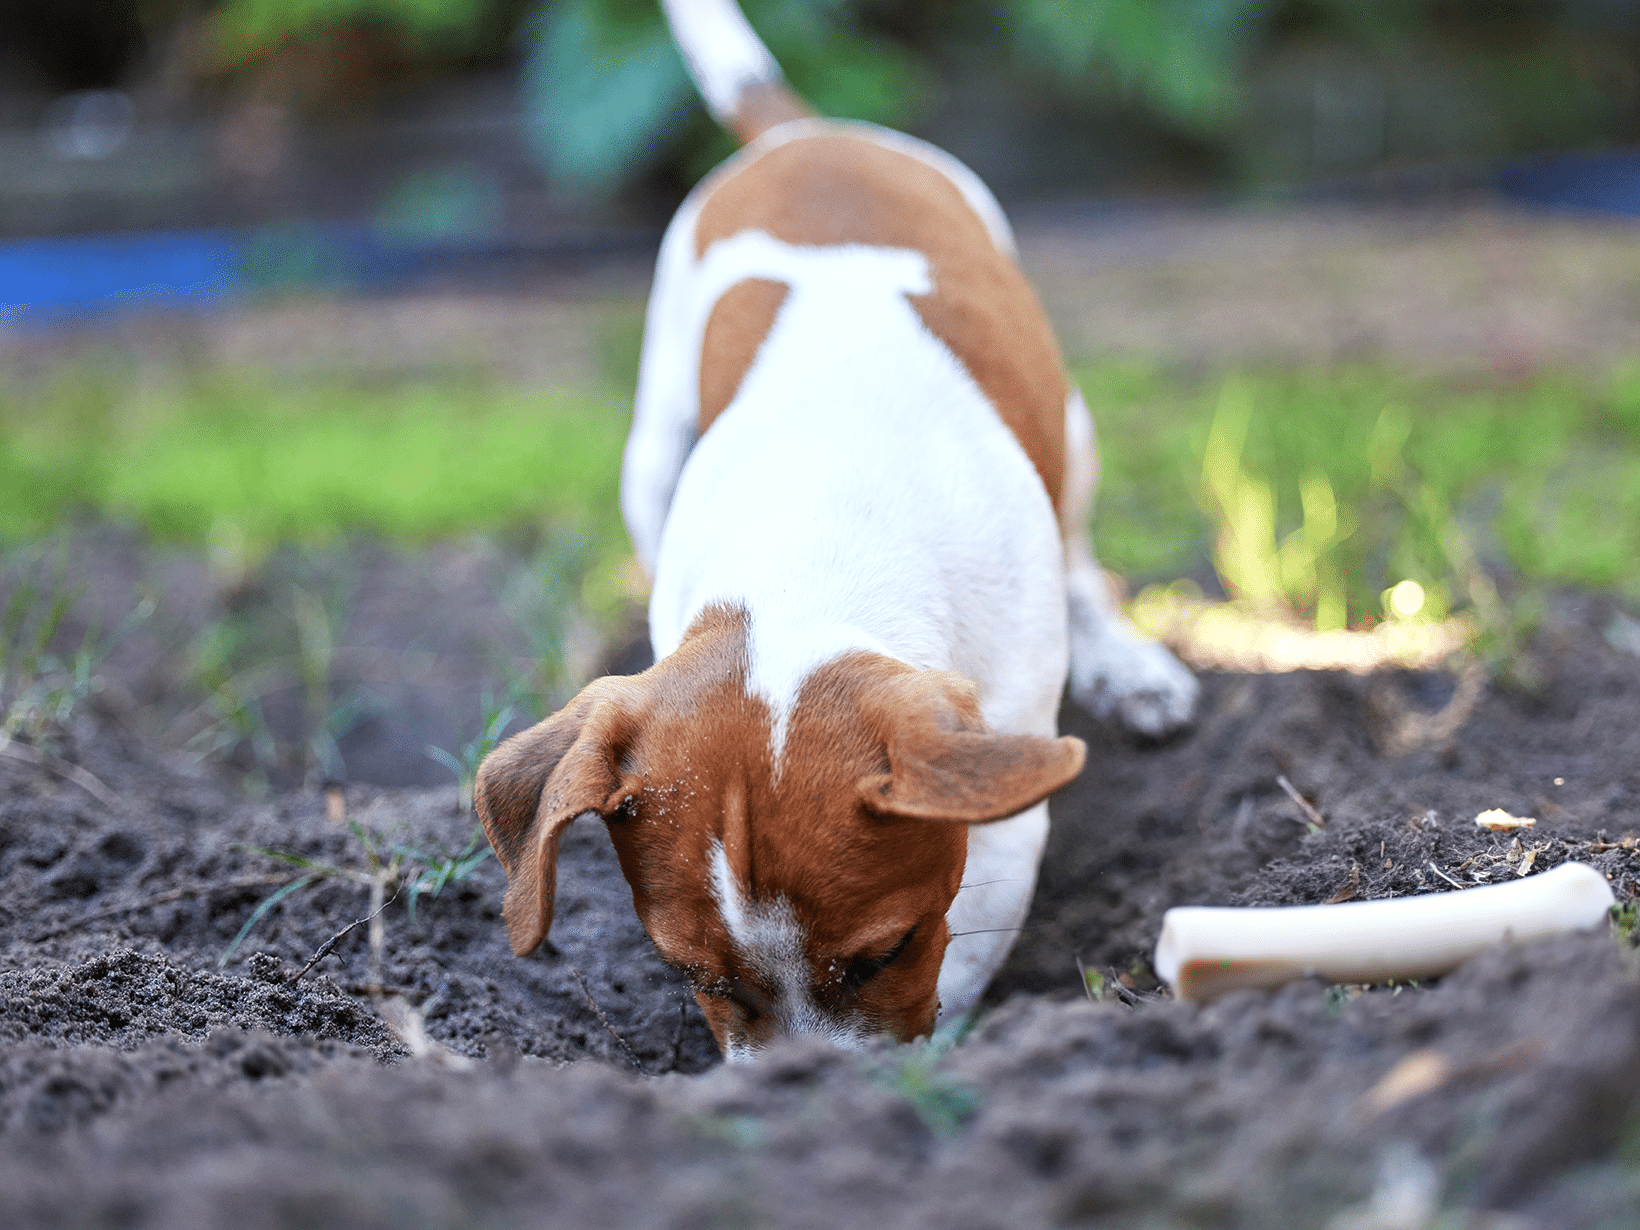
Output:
1069 623 1199 737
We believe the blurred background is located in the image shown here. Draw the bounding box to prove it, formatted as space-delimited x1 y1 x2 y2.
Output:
1 0 1639 796
4 0 1640 248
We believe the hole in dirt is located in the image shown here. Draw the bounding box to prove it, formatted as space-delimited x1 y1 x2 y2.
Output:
48 871 100 900
96 832 145 864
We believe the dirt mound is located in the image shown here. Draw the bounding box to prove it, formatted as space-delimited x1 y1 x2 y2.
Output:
0 949 392 1054
2 558 1639 1226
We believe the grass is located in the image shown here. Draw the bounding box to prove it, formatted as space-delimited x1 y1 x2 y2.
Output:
425 688 517 812
861 1035 982 1137
0 542 151 743
179 544 377 793
4 351 1639 669
222 816 493 978
0 359 630 778
0 362 631 557
1081 359 1640 626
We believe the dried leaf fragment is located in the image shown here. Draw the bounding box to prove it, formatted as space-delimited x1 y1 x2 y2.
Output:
1476 809 1536 832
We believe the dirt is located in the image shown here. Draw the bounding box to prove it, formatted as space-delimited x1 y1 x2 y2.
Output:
0 520 1638 1229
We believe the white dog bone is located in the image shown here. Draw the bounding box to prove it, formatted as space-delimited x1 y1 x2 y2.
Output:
1154 861 1614 1002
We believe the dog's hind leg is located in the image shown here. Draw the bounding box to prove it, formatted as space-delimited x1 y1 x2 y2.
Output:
1060 388 1198 736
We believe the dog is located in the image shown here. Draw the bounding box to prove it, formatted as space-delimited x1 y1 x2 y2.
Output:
475 0 1198 1061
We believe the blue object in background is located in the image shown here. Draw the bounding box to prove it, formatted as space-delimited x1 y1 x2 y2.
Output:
1498 148 1640 217
0 221 661 321
0 229 243 320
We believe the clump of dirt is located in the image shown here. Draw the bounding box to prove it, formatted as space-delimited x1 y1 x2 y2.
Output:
0 950 393 1054
2 540 1640 1227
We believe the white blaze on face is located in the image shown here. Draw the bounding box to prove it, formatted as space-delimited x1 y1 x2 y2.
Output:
706 839 870 1060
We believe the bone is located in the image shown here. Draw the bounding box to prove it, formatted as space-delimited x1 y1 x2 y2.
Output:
1154 861 1615 1002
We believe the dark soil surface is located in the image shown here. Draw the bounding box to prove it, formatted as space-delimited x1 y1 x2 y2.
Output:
4 527 1640 1229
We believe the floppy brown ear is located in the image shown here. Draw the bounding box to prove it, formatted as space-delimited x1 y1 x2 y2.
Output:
856 670 1086 824
474 677 641 956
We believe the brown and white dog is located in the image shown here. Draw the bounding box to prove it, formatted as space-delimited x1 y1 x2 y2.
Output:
475 0 1198 1060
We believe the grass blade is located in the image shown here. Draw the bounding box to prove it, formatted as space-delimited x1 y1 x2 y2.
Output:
219 872 320 967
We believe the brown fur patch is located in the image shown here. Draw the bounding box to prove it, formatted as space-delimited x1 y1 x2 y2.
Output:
699 277 789 433
692 132 1068 502
726 81 814 146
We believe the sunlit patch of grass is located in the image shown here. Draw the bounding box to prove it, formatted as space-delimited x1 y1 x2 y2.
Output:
1080 360 1640 638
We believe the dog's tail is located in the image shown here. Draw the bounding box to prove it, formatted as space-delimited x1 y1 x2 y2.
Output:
660 0 814 145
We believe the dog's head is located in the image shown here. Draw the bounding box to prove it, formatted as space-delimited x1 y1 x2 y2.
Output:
475 607 1083 1058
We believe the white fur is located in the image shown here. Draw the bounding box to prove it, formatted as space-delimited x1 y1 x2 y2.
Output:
939 801 1050 1021
659 0 782 123
622 118 1018 577
646 230 1067 744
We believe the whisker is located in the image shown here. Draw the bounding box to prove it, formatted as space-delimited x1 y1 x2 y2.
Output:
947 927 1024 938
957 878 1030 891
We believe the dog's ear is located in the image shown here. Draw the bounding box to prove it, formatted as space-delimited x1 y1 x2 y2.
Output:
856 670 1085 824
475 677 642 955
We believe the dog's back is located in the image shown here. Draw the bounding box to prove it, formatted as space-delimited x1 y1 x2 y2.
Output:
629 5 1076 729
693 131 1069 501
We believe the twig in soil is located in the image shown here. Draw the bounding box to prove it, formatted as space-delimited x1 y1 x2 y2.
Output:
1276 775 1326 830
366 870 387 995
1075 955 1095 1001
571 966 648 1074
30 874 292 942
289 881 403 984
1428 862 1465 890
0 736 119 808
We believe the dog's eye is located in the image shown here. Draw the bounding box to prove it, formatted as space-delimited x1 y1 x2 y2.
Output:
703 977 772 1024
728 979 773 1023
840 924 918 994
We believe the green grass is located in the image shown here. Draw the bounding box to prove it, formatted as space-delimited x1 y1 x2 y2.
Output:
1082 359 1640 619
0 364 631 553
5 355 1639 632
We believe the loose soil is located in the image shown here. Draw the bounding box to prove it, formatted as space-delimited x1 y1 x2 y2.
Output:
3 529 1640 1228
